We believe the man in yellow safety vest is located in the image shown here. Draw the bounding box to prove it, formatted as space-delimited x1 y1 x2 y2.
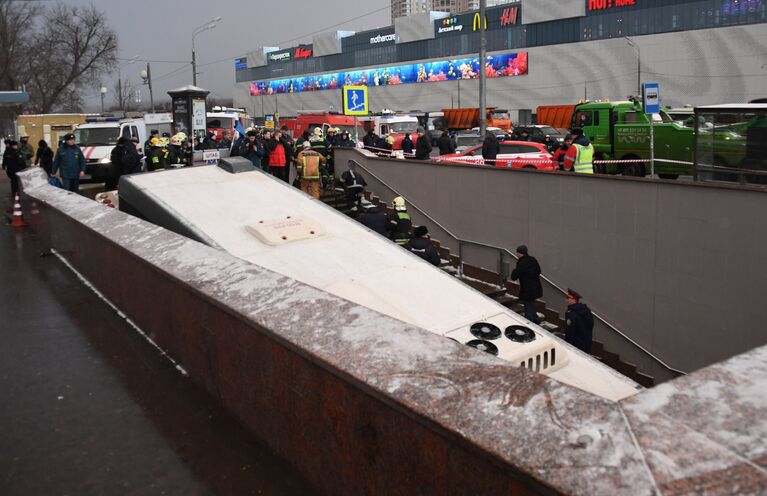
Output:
564 128 594 174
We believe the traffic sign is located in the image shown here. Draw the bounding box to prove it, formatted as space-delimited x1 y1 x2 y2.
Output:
343 85 368 116
643 83 660 114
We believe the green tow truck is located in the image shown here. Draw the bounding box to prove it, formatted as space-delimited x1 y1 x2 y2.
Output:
572 99 694 179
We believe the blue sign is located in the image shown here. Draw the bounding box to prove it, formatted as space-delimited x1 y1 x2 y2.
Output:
643 83 660 114
234 57 247 70
343 86 368 116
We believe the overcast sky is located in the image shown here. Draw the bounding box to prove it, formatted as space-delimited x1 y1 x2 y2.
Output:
69 0 391 111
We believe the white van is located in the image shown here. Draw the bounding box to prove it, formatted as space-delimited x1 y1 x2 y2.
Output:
73 113 171 181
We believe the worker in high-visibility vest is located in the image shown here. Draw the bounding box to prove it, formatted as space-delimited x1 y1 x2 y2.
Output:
563 128 594 174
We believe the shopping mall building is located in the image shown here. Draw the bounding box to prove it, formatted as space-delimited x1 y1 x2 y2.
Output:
233 0 767 122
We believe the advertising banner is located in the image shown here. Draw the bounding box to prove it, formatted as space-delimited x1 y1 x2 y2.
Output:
249 51 528 96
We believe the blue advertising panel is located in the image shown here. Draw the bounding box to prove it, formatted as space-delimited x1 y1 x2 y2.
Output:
234 57 247 71
249 51 528 96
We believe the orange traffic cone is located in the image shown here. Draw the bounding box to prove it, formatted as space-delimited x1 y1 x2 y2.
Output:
10 193 26 229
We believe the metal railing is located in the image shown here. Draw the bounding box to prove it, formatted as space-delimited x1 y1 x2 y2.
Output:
348 158 687 377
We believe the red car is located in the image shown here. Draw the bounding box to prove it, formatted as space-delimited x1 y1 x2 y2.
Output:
434 140 556 170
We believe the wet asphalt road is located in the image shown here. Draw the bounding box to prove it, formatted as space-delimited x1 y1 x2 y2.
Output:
0 174 318 495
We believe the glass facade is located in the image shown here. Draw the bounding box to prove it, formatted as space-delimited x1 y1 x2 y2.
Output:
236 0 766 83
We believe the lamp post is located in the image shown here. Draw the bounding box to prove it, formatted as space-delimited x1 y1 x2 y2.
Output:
192 16 221 86
625 36 641 97
100 86 107 113
140 63 155 113
478 0 487 139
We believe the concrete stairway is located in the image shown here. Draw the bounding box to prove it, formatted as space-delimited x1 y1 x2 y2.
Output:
319 186 655 388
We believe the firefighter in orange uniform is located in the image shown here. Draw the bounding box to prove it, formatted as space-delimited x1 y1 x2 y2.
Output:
295 141 325 199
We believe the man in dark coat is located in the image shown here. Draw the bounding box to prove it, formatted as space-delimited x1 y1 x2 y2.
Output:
34 140 54 176
362 129 378 149
3 141 26 196
240 130 265 169
482 131 500 164
436 130 455 155
358 204 388 236
565 288 593 354
414 127 432 160
51 133 86 193
510 245 543 324
123 138 142 174
106 137 128 189
405 225 440 266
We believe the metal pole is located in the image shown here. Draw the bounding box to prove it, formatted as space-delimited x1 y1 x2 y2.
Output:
478 0 487 139
147 62 155 113
650 116 655 177
100 93 104 113
191 36 196 85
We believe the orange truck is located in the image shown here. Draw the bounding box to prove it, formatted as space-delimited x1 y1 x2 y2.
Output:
535 105 577 129
442 107 512 132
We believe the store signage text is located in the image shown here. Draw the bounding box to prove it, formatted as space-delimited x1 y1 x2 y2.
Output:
370 33 397 44
588 0 636 11
295 47 312 59
500 6 519 26
438 17 463 34
269 51 291 62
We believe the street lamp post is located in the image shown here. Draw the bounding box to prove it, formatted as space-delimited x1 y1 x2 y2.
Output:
625 37 641 97
100 86 107 113
140 63 155 113
192 16 221 86
478 0 487 139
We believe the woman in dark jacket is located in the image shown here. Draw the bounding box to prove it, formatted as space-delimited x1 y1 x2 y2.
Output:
482 132 500 164
34 140 54 176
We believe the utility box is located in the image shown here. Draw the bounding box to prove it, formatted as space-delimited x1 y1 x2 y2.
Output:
167 85 210 142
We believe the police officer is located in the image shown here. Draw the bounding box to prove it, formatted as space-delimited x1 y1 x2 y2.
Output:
387 196 412 246
565 288 594 354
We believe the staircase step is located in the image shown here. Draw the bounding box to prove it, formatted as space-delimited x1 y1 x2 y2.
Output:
456 277 507 299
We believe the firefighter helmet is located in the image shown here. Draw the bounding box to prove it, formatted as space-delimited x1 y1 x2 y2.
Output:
171 132 186 146
313 127 323 136
392 196 406 210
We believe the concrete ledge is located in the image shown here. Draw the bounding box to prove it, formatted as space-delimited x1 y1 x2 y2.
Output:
17 168 766 495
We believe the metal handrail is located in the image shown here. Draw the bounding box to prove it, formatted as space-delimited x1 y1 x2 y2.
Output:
348 158 687 377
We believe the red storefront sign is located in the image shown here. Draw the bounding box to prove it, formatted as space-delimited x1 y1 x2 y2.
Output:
588 0 636 10
500 6 519 26
295 47 312 59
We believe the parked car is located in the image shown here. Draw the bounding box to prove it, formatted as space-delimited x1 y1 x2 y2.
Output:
434 140 557 170
453 132 482 153
470 126 508 140
512 125 568 151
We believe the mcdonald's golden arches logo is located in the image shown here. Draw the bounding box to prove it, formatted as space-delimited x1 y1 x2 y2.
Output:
472 12 488 31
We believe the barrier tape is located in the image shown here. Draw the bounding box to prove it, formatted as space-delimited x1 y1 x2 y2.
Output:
361 146 694 168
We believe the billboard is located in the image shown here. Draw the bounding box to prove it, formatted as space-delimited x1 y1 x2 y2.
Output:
249 51 528 96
